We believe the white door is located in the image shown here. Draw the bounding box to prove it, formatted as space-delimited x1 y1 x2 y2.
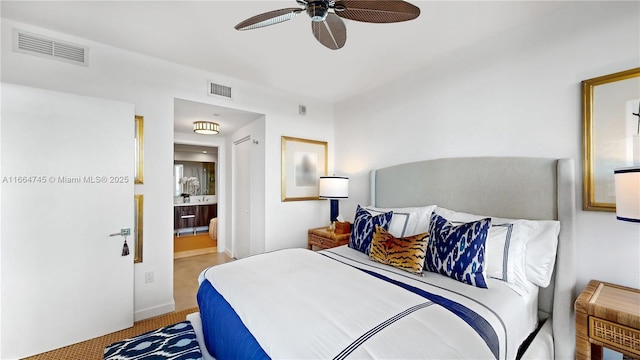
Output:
1 83 134 358
233 136 251 259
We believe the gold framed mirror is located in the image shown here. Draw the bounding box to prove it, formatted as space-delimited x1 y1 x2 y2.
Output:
582 67 640 211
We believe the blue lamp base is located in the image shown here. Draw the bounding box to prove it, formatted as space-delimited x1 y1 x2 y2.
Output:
329 199 339 222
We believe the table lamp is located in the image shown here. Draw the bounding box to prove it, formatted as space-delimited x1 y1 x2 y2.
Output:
614 167 640 223
319 176 349 223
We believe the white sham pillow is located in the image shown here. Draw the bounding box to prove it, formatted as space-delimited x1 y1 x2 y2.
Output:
525 220 560 287
434 207 535 295
434 207 561 289
365 205 436 238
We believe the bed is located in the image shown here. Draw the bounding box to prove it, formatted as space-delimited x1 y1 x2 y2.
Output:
191 157 576 359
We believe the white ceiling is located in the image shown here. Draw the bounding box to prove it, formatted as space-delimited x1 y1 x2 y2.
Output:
1 1 572 104
1 1 576 136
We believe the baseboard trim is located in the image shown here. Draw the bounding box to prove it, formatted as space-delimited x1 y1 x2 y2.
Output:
173 247 217 259
134 301 176 322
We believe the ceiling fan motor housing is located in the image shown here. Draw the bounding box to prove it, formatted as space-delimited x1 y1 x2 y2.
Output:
307 1 329 22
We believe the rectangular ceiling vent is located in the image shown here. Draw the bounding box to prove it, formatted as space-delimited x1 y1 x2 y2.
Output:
208 80 232 99
13 29 88 66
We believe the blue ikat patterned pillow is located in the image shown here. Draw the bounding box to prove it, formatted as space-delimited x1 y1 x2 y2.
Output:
349 205 393 255
104 321 202 360
426 212 491 288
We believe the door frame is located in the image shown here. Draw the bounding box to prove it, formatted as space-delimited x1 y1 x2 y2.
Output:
172 139 226 254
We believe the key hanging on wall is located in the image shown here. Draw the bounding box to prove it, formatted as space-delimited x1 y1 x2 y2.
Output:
122 235 130 256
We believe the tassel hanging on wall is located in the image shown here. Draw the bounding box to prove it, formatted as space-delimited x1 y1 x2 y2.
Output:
122 236 130 256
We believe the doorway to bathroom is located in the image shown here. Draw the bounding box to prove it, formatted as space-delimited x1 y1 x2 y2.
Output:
173 144 219 259
172 97 264 309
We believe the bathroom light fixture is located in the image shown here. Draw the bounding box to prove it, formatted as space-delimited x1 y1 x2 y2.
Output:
193 121 219 135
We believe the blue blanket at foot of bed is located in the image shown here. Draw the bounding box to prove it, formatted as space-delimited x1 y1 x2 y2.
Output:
197 279 270 360
103 321 203 360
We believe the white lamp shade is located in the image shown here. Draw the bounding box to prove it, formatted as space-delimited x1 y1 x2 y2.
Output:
614 167 640 223
318 176 349 199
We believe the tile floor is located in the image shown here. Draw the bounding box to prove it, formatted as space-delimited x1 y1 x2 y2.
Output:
174 252 234 311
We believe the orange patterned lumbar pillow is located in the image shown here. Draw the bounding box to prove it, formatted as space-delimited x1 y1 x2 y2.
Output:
369 225 429 274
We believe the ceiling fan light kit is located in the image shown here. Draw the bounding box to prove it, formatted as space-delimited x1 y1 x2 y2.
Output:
307 1 329 22
234 0 420 50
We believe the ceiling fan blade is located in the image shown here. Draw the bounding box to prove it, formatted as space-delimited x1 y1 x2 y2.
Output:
311 13 347 50
235 8 303 31
334 0 420 23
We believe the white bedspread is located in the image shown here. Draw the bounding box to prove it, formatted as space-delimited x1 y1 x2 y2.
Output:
202 246 538 359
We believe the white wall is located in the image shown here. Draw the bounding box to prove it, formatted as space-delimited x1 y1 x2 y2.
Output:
334 1 640 292
264 109 337 251
1 17 335 327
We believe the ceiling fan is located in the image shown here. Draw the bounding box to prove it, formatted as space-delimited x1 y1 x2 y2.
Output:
234 0 421 50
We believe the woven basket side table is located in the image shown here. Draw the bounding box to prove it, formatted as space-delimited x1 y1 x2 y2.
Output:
575 280 640 360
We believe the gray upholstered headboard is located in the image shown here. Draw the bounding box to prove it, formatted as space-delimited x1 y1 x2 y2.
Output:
369 157 576 359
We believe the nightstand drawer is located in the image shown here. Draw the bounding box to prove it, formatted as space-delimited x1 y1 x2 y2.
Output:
308 227 350 250
309 234 347 249
309 234 329 247
590 317 640 355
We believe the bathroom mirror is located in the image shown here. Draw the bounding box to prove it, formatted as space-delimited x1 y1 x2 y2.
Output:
582 67 640 211
173 161 216 196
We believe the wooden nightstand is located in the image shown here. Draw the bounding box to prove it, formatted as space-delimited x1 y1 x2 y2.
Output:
575 280 640 360
308 227 350 250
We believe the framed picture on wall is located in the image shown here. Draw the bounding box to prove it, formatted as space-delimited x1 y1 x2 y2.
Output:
281 136 327 201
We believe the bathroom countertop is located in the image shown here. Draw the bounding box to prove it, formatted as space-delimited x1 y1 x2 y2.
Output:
174 201 216 207
174 195 217 206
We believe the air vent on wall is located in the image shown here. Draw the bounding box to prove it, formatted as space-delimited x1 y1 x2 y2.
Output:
13 29 88 66
208 80 232 99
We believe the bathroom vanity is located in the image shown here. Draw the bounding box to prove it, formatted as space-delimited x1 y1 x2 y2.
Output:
174 197 217 236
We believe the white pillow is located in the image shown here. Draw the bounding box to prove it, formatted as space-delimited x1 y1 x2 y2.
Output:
525 220 560 287
365 205 436 238
434 207 561 289
434 207 535 295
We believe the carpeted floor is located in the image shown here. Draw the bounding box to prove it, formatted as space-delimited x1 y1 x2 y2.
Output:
24 307 199 360
174 251 234 311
